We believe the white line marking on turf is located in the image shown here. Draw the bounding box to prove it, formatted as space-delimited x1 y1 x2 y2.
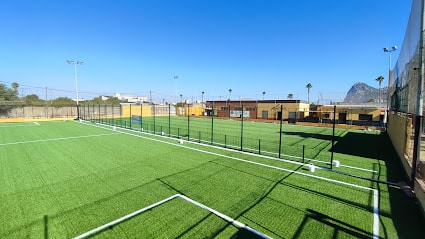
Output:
73 194 271 239
81 121 380 238
0 133 119 146
87 121 377 174
34 122 40 125
0 124 38 128
373 190 379 239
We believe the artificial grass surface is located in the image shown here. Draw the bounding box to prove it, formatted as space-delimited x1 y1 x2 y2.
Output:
0 120 423 238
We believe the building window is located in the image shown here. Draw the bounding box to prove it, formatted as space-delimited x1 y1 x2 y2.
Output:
324 113 330 118
359 114 373 121
246 107 256 111
221 107 229 110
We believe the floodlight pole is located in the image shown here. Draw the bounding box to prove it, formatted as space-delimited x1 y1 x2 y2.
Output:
67 60 83 119
383 46 398 130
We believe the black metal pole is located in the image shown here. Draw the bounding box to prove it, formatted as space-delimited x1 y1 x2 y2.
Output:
278 105 283 158
330 105 336 170
240 104 244 151
168 104 171 137
77 104 80 119
187 104 190 140
258 139 261 155
211 101 214 145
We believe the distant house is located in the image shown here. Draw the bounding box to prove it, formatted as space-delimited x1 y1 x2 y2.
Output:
315 102 385 127
101 93 147 103
204 100 310 120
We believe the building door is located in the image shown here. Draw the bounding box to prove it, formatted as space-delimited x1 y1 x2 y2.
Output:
262 110 268 119
288 112 296 124
339 113 347 124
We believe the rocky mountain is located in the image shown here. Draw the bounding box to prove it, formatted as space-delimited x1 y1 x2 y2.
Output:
344 82 385 103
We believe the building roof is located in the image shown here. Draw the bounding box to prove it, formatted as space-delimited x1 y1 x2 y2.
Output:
205 99 309 104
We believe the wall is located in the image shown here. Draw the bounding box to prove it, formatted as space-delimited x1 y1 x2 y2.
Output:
387 112 412 162
0 106 78 119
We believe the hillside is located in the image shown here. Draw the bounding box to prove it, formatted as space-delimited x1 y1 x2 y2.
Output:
343 82 385 103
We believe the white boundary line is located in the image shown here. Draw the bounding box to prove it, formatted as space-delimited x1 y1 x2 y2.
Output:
80 121 381 238
90 121 376 174
0 133 119 146
73 194 271 239
0 123 39 128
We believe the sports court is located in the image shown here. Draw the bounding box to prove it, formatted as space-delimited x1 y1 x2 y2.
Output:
0 119 418 238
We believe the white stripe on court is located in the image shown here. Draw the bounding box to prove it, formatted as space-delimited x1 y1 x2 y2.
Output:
72 194 271 239
0 133 119 147
81 121 380 238
0 124 38 128
34 122 40 125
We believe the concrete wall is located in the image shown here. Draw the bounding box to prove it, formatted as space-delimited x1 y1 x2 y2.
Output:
387 111 425 214
387 112 412 161
1 106 78 119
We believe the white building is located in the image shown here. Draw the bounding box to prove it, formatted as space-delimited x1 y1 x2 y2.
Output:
113 93 147 103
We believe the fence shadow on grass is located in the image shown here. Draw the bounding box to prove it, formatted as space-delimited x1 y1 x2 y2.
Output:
282 131 345 142
332 131 383 159
377 132 425 239
292 209 373 239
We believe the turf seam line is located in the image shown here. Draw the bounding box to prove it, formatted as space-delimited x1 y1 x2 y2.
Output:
0 133 120 146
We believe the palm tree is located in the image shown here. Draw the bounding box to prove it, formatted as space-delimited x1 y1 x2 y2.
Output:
201 91 204 103
262 91 266 100
287 93 293 99
306 83 313 103
376 76 384 104
12 82 19 92
228 89 232 101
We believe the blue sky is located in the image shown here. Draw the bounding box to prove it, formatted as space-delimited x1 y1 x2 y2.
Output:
0 0 412 103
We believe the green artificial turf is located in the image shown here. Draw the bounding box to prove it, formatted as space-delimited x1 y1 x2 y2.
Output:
0 120 423 238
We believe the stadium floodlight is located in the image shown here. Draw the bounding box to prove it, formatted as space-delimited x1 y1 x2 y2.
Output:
383 45 398 129
67 60 84 118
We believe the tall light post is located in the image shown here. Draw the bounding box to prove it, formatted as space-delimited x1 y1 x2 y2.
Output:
67 60 83 119
383 46 398 127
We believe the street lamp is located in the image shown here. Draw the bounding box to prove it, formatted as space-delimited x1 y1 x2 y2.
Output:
383 46 398 128
67 60 83 119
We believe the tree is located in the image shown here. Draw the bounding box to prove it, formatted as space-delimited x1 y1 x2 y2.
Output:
23 94 44 106
51 97 76 107
12 82 19 92
376 76 384 104
0 82 19 101
228 89 232 101
287 93 293 99
306 83 313 103
262 91 266 100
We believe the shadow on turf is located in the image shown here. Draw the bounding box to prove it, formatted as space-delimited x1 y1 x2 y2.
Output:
229 228 267 239
332 132 383 159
